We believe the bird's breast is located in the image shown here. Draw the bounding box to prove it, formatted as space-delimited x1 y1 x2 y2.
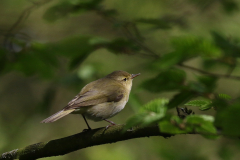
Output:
76 99 128 121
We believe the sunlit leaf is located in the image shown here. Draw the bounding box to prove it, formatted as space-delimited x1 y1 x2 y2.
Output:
141 112 166 127
124 98 168 130
185 100 212 111
218 93 232 100
141 98 168 113
185 115 218 139
171 36 222 58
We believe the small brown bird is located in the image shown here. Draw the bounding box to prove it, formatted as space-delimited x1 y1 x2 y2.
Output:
41 70 140 130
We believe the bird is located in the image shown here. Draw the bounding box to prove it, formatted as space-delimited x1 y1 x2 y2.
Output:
41 70 140 130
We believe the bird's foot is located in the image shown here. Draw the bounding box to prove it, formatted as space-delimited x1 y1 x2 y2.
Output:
105 123 116 129
104 119 116 129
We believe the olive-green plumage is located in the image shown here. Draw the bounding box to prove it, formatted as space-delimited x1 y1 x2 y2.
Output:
41 70 140 129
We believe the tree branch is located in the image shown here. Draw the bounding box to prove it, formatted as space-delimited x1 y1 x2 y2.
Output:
0 125 172 160
178 64 240 80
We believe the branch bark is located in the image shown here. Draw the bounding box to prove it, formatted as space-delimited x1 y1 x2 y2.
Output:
0 125 172 160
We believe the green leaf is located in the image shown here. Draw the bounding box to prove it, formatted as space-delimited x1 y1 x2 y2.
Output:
48 36 93 57
170 115 183 124
10 48 57 78
171 36 222 58
124 112 149 130
185 100 212 111
151 37 221 70
46 36 97 69
159 116 189 134
142 112 167 127
159 121 186 134
106 38 140 54
141 98 168 113
215 101 240 136
124 112 165 131
150 52 183 70
197 75 218 92
186 114 214 123
221 0 239 14
211 31 240 58
211 98 229 110
141 68 186 93
186 115 216 133
185 115 218 139
188 75 218 93
43 2 71 22
202 59 220 69
124 98 168 130
43 0 102 22
218 93 232 100
185 100 211 107
168 91 196 109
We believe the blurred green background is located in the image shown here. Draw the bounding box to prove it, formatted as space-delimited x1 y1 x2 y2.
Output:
1 0 240 159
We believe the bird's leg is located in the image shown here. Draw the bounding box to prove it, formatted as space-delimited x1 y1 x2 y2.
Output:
104 119 116 129
82 115 92 132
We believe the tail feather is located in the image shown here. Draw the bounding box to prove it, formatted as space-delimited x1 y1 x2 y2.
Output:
41 109 75 123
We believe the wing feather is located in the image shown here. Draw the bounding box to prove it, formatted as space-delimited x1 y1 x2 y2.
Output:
41 79 125 123
64 82 124 110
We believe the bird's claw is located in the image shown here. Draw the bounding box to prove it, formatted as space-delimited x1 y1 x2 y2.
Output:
105 124 116 129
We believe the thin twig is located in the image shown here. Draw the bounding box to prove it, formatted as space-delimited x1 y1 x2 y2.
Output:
97 11 159 58
3 0 52 51
122 23 160 58
178 64 240 80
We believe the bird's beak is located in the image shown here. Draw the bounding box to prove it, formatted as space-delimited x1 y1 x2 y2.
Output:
131 73 140 79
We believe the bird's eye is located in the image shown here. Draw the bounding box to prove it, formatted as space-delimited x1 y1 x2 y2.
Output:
123 78 127 81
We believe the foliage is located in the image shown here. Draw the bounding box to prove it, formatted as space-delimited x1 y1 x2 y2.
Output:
1 0 240 159
1 0 240 138
124 98 168 130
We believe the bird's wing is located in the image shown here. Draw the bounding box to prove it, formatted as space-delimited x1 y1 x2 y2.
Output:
63 83 124 110
41 80 124 123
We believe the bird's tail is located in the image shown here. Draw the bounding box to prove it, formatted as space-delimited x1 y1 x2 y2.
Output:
41 109 75 123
